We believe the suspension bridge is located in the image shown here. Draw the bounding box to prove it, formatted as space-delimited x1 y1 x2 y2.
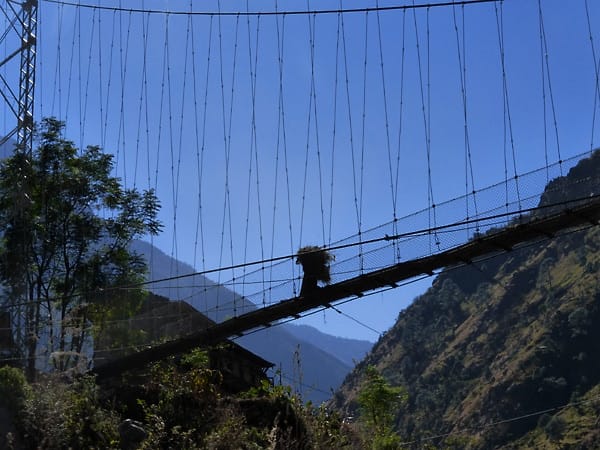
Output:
94 191 600 379
0 0 599 376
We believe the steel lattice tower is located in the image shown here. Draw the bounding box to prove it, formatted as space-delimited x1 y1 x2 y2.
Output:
0 0 38 154
0 1 38 374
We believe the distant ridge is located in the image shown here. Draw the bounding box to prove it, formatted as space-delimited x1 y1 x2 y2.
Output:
285 324 373 367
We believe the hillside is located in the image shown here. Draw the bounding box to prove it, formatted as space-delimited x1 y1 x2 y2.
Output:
130 240 372 404
332 151 600 449
285 324 373 367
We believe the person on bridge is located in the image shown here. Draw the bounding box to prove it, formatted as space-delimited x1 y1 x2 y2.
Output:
296 246 334 297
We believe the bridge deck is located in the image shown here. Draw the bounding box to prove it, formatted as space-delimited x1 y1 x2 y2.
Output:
94 197 600 380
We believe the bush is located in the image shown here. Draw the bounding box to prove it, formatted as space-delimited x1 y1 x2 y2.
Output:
357 366 406 449
372 433 403 450
202 406 267 450
19 375 120 449
544 415 566 440
2 355 355 449
138 360 221 448
303 404 352 449
0 366 30 412
568 307 590 337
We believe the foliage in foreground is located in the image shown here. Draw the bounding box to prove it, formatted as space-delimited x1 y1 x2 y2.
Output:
0 365 30 414
0 367 120 449
0 355 359 449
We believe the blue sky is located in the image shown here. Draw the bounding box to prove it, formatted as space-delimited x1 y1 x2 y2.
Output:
2 0 599 341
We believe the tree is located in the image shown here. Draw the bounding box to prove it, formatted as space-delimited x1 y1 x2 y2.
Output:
296 245 334 297
357 366 407 449
0 118 161 379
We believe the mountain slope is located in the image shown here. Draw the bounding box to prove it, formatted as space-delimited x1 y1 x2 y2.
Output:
236 329 353 401
130 240 372 404
332 151 600 448
285 324 373 367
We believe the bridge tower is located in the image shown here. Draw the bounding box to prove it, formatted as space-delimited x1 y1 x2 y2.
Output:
0 0 38 154
0 0 38 376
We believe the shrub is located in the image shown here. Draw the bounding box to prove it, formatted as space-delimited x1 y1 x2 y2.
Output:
357 366 406 449
544 415 566 440
568 307 590 337
0 366 30 413
19 375 120 449
138 360 221 448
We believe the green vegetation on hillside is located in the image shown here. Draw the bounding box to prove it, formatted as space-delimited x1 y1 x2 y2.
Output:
332 150 600 449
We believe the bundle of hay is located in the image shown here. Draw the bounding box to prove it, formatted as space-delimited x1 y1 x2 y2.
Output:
296 246 334 295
